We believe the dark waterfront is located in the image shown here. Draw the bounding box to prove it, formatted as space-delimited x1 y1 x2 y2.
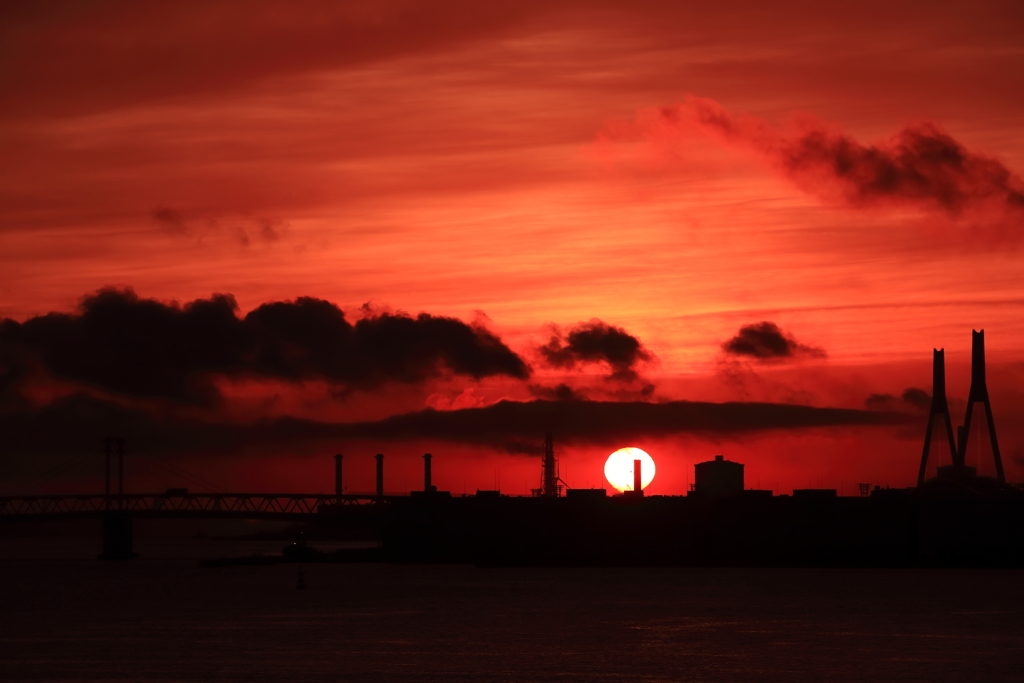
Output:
2 538 1023 682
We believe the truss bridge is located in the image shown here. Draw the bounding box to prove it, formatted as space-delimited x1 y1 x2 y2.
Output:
0 492 384 522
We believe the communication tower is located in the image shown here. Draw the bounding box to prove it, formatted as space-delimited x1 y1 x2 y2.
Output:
533 433 569 497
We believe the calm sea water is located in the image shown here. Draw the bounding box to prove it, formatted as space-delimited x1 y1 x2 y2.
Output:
2 537 1023 682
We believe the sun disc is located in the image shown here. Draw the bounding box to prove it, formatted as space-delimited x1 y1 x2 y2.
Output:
604 447 656 492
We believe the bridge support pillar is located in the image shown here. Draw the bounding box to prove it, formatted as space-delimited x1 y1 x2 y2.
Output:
375 453 384 499
98 513 138 560
334 453 343 505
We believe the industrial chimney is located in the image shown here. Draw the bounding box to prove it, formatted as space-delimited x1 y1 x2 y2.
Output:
542 433 558 497
423 453 435 492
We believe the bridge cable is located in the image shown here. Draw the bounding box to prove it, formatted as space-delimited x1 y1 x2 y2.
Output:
57 454 105 495
128 459 172 492
137 460 172 490
138 455 226 493
130 465 166 494
1 450 96 496
130 451 229 493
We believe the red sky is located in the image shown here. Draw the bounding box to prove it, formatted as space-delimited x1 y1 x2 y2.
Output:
2 1 1023 496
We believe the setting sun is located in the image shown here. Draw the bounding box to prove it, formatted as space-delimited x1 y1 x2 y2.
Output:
604 447 656 492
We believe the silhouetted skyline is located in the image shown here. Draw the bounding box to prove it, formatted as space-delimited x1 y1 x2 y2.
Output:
2 1 1023 497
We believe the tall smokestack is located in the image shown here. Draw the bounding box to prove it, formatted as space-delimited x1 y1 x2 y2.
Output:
633 459 642 494
375 453 384 498
423 453 433 491
917 349 958 487
543 433 557 497
334 454 343 504
958 330 1005 482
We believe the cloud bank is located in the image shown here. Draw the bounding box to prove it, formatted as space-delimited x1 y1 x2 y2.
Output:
865 387 931 413
0 393 916 464
0 288 530 405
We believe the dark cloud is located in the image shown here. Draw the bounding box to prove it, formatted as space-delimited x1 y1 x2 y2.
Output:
528 381 658 402
777 123 1024 217
151 207 287 247
0 288 530 404
11 288 245 405
864 393 898 411
152 207 187 234
864 388 931 413
499 439 545 456
682 97 1024 228
539 320 653 381
900 387 931 412
0 393 917 468
528 383 582 401
0 319 30 408
721 322 825 361
629 98 1024 239
348 397 913 445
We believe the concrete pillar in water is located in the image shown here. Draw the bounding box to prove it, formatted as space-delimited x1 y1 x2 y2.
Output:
334 453 343 504
117 439 124 497
98 513 137 560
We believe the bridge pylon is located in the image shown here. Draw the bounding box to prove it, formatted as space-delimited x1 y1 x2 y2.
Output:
958 330 1005 483
103 436 126 508
917 349 958 487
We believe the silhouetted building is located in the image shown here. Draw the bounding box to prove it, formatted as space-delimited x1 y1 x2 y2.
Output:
693 455 743 497
792 489 837 500
566 488 607 500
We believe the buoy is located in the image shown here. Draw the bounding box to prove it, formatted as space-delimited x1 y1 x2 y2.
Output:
296 567 306 590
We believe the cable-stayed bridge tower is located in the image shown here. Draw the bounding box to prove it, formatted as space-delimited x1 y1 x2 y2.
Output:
918 329 1006 488
957 329 1005 483
917 349 958 487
